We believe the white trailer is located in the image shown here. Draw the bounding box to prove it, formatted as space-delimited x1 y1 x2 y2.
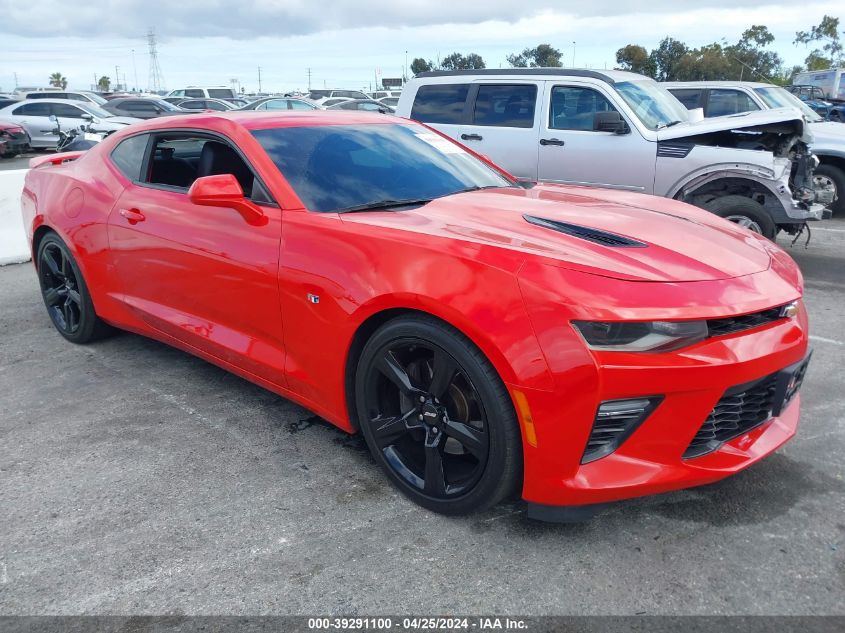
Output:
793 69 845 101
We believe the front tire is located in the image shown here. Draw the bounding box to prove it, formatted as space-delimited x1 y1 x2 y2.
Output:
354 315 522 515
814 164 845 217
36 233 110 343
704 195 777 239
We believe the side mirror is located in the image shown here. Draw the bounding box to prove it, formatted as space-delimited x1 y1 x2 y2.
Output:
81 114 94 121
49 114 58 122
187 174 265 225
593 111 629 134
688 107 704 123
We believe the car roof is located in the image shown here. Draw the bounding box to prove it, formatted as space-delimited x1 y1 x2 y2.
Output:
414 68 646 84
663 81 774 89
1 98 95 107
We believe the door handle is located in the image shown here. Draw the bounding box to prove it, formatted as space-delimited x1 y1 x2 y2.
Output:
119 208 146 224
461 133 483 141
540 138 565 146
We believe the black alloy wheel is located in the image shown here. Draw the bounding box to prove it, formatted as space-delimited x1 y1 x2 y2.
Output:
37 233 110 343
356 315 521 515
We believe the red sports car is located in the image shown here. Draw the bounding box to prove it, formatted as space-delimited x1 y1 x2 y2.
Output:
21 111 810 521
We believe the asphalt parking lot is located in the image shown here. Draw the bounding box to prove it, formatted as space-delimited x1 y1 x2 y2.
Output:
0 214 843 616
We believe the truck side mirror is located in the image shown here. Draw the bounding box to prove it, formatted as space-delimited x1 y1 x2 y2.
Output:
593 111 629 134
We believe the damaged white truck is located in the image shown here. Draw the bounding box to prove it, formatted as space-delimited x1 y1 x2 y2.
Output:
397 69 829 239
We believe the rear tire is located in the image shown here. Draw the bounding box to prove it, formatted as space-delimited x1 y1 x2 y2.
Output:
354 315 522 516
704 195 777 239
36 232 111 344
814 164 845 217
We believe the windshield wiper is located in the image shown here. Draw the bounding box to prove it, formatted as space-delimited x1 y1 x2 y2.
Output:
453 184 510 194
657 120 685 129
335 198 434 214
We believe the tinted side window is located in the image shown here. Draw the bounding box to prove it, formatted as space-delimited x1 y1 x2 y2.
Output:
549 86 618 131
472 84 537 128
51 103 85 118
707 89 760 117
185 89 204 98
258 100 289 111
205 100 229 111
410 84 470 124
14 102 51 116
28 93 59 100
669 89 702 109
124 101 157 112
289 100 313 110
67 94 86 101
110 134 149 181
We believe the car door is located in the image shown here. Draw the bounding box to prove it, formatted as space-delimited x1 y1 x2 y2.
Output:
49 102 90 131
449 82 541 180
537 82 655 192
105 131 287 386
122 100 159 119
8 102 53 146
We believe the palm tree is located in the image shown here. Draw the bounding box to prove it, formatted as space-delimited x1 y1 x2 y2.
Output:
49 72 68 89
97 76 111 91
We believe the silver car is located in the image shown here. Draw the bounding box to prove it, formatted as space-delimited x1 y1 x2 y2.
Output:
0 99 140 148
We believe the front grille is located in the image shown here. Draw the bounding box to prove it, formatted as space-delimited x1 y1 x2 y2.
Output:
707 306 786 337
683 374 778 459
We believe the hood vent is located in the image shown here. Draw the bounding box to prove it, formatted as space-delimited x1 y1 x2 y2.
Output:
523 215 647 248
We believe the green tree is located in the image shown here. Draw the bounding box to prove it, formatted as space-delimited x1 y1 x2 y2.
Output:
410 58 433 75
97 76 111 91
648 37 689 81
795 15 843 68
506 44 562 68
49 72 67 89
440 52 486 70
726 25 783 81
615 44 655 77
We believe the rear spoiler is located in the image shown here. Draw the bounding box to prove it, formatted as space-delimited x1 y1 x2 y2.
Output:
29 151 86 169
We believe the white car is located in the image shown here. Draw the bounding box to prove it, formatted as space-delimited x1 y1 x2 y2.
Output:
664 80 845 216
370 90 402 100
165 86 236 100
397 69 826 238
0 100 140 148
308 89 369 105
22 90 109 107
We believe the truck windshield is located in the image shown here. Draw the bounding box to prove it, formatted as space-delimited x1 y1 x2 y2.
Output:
614 80 691 130
755 87 822 122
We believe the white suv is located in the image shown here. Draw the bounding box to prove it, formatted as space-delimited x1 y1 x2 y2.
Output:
397 69 826 238
165 86 236 100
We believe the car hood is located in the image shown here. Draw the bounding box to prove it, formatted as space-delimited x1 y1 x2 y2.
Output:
656 107 807 142
808 120 845 146
99 116 142 127
340 185 773 282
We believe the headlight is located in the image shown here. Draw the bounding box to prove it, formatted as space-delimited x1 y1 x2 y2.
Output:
572 320 708 352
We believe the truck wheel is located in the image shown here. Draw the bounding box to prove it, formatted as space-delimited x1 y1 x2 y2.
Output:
814 164 845 216
704 196 776 239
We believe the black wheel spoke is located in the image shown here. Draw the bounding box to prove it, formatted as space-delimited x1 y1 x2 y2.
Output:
372 411 417 448
43 287 62 307
66 288 82 306
43 250 62 278
428 349 458 399
377 350 418 396
443 420 486 459
60 252 71 278
63 299 77 331
423 435 447 495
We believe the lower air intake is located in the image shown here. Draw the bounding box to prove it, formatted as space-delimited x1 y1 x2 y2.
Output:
581 397 662 464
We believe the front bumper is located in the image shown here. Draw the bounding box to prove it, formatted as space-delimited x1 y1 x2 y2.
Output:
0 130 30 155
515 266 809 511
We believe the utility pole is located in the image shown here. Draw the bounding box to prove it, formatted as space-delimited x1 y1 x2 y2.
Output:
572 42 576 68
13 72 18 88
115 65 120 91
132 49 138 92
258 66 262 92
93 73 97 91
307 68 312 91
147 28 165 93
404 50 408 83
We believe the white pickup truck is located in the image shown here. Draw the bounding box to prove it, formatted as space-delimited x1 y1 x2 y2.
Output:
397 69 827 239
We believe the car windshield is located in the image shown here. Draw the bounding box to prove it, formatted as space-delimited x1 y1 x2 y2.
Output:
252 123 514 212
85 93 108 105
78 103 117 119
614 80 691 130
154 99 182 112
754 87 822 121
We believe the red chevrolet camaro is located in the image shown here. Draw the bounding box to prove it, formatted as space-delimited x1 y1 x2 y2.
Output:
21 111 810 521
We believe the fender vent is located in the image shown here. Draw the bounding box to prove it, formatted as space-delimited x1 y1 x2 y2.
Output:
657 142 694 158
523 215 647 248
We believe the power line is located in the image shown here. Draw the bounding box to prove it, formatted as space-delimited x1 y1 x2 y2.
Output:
147 28 165 92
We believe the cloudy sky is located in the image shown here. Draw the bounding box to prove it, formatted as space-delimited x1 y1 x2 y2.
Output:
0 0 840 93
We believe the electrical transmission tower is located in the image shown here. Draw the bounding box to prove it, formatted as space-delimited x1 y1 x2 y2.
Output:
147 28 165 93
